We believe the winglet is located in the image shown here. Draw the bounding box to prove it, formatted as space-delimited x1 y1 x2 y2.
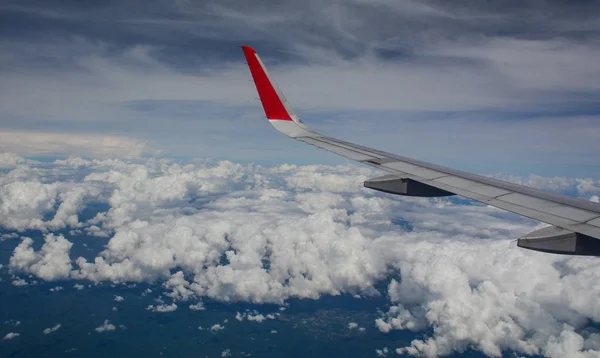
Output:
242 46 295 121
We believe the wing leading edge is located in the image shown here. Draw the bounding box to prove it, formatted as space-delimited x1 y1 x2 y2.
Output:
241 45 600 256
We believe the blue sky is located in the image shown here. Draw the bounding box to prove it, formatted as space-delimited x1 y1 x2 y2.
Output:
1 0 600 176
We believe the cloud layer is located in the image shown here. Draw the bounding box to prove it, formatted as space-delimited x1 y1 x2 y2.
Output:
2 156 600 357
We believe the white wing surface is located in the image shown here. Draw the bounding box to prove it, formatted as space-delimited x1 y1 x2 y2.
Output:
242 46 600 256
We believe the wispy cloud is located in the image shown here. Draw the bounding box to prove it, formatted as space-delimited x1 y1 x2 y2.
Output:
0 130 159 158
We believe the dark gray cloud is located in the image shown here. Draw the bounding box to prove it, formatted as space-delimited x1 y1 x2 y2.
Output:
3 0 600 67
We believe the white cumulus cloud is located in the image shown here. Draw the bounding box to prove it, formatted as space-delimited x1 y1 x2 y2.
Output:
11 278 28 286
146 303 177 313
1 158 600 357
189 302 205 311
9 234 73 281
245 313 267 323
376 347 389 357
0 153 29 168
3 332 19 340
42 324 61 335
210 324 225 332
94 320 116 333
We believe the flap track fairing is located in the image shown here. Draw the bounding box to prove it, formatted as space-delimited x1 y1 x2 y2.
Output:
364 175 455 197
517 226 600 256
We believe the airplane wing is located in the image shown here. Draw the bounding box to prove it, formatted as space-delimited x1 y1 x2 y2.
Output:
241 45 600 256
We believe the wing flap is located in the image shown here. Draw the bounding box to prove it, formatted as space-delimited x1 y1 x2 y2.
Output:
433 176 510 197
382 162 449 180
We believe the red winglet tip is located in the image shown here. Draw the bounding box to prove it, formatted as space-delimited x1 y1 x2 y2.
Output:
242 46 293 121
241 45 256 54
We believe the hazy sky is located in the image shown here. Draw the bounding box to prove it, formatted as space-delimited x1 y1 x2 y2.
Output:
1 0 600 176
